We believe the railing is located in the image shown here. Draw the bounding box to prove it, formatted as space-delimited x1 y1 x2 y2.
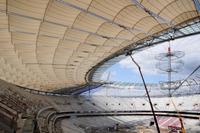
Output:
36 107 57 133
43 110 200 133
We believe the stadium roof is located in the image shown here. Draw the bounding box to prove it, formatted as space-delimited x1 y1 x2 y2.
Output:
0 0 200 91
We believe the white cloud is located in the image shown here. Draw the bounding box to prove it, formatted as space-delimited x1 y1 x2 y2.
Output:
100 71 117 81
118 34 200 78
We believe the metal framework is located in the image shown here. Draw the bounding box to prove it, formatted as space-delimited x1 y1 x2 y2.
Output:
89 18 200 86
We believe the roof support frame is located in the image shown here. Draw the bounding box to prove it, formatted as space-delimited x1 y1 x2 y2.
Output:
84 18 200 94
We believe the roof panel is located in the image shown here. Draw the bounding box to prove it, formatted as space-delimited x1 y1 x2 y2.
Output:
0 0 198 91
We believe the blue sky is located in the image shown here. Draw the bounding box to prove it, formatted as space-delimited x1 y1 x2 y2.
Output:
100 34 200 84
102 63 166 83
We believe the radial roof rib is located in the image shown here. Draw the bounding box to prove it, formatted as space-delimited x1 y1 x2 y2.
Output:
0 0 199 91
